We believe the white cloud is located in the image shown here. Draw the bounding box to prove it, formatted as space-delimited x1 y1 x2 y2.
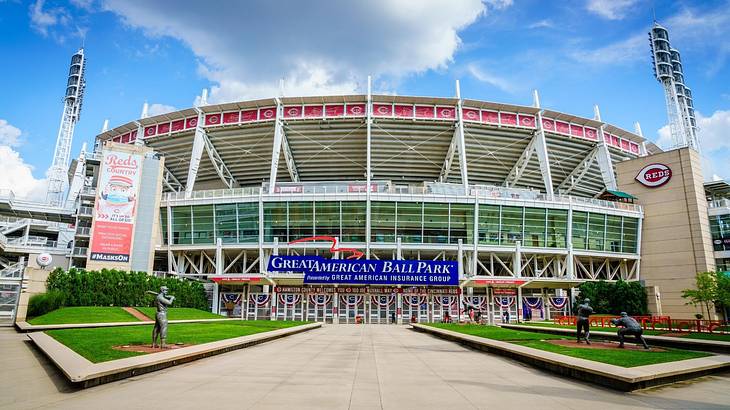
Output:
0 123 48 201
656 110 730 180
528 19 554 30
102 0 496 103
569 33 645 65
0 119 22 147
586 0 638 20
147 103 177 117
466 63 517 93
29 0 69 37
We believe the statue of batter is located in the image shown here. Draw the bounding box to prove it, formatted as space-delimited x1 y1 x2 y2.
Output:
576 298 593 345
611 312 650 349
149 286 175 349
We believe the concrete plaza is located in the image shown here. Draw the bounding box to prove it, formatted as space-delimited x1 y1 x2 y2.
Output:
1 325 728 410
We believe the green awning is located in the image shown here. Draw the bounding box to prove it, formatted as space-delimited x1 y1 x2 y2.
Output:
604 190 637 200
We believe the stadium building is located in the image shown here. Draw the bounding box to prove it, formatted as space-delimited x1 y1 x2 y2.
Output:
1 24 728 325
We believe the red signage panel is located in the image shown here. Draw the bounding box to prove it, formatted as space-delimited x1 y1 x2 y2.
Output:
636 163 672 187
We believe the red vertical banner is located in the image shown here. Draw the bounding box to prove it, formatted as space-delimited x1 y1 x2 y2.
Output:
185 116 198 129
584 127 598 140
223 111 240 124
241 109 258 122
414 105 435 118
373 104 393 117
570 124 584 138
346 104 366 117
205 113 222 126
481 110 499 124
500 112 517 126
394 104 414 118
171 119 185 132
518 114 535 128
555 121 570 134
284 106 302 118
157 122 171 134
325 104 345 117
89 149 142 264
259 107 277 121
541 118 555 132
462 108 480 122
144 125 157 138
436 106 456 119
304 105 324 118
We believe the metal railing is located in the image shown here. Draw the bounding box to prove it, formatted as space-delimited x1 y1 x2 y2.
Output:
72 247 88 256
81 186 97 196
0 262 24 280
163 181 643 214
75 226 91 236
77 206 94 216
709 198 730 209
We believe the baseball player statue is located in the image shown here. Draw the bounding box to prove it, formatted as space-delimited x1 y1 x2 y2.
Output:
148 286 175 349
611 312 650 349
576 298 593 345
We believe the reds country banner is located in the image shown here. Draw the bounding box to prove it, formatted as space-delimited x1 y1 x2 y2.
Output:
89 148 143 263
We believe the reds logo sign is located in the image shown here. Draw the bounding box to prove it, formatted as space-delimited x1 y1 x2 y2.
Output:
636 163 672 187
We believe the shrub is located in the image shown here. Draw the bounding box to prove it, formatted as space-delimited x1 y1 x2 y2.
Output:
577 280 648 316
45 268 208 310
27 290 67 318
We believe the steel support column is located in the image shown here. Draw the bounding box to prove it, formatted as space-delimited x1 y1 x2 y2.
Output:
365 76 372 258
185 111 206 194
269 101 286 193
594 105 618 191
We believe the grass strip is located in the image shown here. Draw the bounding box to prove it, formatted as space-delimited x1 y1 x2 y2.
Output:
47 320 308 363
134 307 225 321
29 307 139 325
426 323 711 367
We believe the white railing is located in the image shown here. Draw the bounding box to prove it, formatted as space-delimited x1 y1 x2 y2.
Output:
0 262 24 280
81 186 96 196
163 181 642 214
75 226 91 236
709 198 730 209
72 247 88 256
78 206 94 216
0 231 6 248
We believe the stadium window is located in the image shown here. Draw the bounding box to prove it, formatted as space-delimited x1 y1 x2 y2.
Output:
159 208 168 245
192 205 215 244
500 206 523 245
587 213 605 251
396 202 423 243
621 217 639 254
215 204 237 244
605 215 622 252
449 203 474 245
546 209 567 248
237 202 259 243
341 201 366 242
571 211 588 250
423 202 449 244
314 201 340 238
523 207 546 247
478 204 500 245
264 202 288 242
171 206 192 245
371 201 395 243
288 202 314 241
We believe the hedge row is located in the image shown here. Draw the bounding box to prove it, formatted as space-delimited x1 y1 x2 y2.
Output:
45 268 208 310
577 280 648 316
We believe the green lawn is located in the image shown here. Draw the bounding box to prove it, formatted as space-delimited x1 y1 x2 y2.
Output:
518 321 730 342
134 307 225 321
47 320 309 363
28 307 140 325
682 332 730 342
427 323 711 367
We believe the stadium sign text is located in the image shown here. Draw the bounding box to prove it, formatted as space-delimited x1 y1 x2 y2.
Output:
635 163 672 188
267 255 459 286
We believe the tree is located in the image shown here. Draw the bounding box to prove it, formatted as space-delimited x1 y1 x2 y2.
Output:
714 271 730 322
681 271 716 320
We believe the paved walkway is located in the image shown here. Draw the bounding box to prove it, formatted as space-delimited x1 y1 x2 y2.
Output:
1 326 729 409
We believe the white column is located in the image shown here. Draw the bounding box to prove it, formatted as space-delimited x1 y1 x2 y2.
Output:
514 240 522 277
455 80 469 192
365 76 373 258
269 101 285 193
533 90 554 200
215 238 223 275
185 110 206 195
212 282 219 314
594 105 618 191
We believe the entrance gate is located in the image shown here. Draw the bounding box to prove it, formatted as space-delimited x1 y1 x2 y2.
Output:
306 294 334 323
402 294 428 323
0 262 24 326
464 295 489 323
277 293 304 320
219 293 243 318
338 294 365 324
493 295 518 323
369 294 396 324
431 294 459 322
246 293 271 320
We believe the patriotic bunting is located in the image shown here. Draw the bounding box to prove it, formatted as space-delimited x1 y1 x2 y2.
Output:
493 296 516 308
308 294 332 306
371 294 396 307
278 294 301 306
250 294 271 306
548 297 568 310
340 294 364 307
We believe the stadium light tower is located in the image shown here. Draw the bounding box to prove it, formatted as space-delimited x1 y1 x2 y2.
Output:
649 22 699 151
46 48 86 207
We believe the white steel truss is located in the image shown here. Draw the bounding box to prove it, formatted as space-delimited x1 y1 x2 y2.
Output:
202 130 238 189
557 147 599 195
163 166 184 192
439 80 469 191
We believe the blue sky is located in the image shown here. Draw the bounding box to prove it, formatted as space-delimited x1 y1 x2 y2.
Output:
1 0 729 199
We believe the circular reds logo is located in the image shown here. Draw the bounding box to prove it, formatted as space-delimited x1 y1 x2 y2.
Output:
636 163 672 188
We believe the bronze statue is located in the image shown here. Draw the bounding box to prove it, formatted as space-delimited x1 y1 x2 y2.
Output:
148 286 175 349
576 298 593 344
611 312 650 349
